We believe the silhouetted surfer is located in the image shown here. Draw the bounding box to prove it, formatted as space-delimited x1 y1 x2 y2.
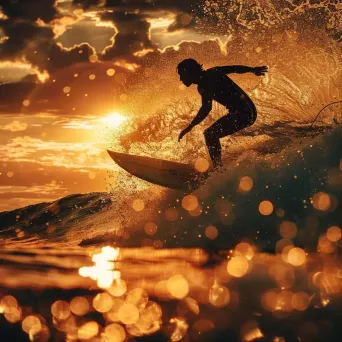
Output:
177 59 268 168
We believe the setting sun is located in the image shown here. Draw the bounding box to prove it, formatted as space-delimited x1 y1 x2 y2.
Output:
100 112 127 128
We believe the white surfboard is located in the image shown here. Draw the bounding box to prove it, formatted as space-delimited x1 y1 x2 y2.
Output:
107 150 208 190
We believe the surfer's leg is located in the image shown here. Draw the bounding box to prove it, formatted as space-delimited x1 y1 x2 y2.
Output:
204 109 256 168
203 127 223 168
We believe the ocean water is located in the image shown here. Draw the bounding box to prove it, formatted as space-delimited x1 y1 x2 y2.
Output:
1 119 342 341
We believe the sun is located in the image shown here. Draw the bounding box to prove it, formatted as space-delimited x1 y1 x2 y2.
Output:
100 112 127 128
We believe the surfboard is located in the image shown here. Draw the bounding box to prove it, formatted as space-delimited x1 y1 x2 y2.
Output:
107 150 208 191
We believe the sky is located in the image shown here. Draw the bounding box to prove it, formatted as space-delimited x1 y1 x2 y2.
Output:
0 0 340 211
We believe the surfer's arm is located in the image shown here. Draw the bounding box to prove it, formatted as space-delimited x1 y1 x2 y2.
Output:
187 89 213 130
178 95 212 142
217 65 268 76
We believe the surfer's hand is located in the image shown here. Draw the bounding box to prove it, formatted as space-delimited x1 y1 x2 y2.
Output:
178 127 190 142
253 66 268 76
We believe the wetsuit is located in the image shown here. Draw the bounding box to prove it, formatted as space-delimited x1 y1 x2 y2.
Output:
198 66 257 167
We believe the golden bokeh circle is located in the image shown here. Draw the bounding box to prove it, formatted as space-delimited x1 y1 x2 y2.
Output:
227 256 249 277
70 296 89 316
287 247 306 266
205 225 218 240
259 201 274 216
167 274 189 299
238 176 254 192
182 195 198 211
209 284 230 307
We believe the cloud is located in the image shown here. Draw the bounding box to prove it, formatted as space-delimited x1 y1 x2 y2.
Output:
0 80 36 113
0 0 340 116
0 120 28 132
56 17 115 53
100 11 155 60
0 162 108 211
0 60 133 114
0 135 111 171
74 0 194 13
0 184 66 198
0 0 340 77
1 0 59 23
0 0 95 75
167 13 195 32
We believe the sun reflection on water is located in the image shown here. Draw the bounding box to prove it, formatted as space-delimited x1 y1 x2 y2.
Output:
79 246 120 289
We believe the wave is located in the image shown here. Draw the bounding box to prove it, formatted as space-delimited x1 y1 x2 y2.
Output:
1 117 342 252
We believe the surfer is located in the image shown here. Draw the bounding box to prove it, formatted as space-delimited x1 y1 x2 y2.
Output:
177 58 268 168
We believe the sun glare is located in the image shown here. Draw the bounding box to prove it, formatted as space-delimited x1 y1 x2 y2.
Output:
100 112 127 128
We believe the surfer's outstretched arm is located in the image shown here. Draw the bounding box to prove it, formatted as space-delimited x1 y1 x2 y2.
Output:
217 65 268 76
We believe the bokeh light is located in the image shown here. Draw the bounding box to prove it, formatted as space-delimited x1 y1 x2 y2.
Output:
318 234 336 254
227 256 249 277
78 321 99 340
165 208 178 221
51 300 71 321
169 317 188 341
291 292 310 311
144 222 157 236
287 247 306 266
167 274 189 299
22 315 42 336
209 284 230 307
103 323 126 342
194 158 210 172
108 279 127 297
89 55 98 63
118 303 139 325
327 226 342 242
205 225 218 240
93 293 113 313
132 199 145 212
107 68 115 76
238 176 254 193
70 297 89 316
182 195 199 211
259 200 274 216
234 242 255 260
312 192 331 211
279 221 297 239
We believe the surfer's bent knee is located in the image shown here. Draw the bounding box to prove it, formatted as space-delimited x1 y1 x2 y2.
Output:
203 127 215 142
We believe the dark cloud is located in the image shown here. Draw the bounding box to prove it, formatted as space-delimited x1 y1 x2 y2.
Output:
1 0 59 23
0 39 226 114
0 0 340 115
56 18 115 53
0 19 94 72
0 0 95 73
101 11 155 59
72 0 103 9
45 43 95 71
167 13 195 32
0 80 36 113
0 20 54 61
71 0 342 47
0 60 133 114
74 0 195 13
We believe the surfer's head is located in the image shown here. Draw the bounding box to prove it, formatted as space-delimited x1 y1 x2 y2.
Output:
177 59 204 87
